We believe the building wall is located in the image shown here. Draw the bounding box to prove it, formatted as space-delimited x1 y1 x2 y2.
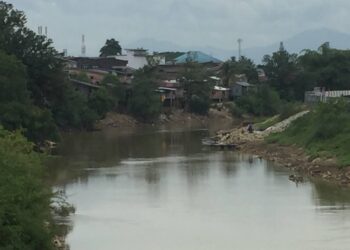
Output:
116 50 148 70
231 84 243 97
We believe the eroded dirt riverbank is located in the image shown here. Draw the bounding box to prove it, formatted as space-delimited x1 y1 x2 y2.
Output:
95 108 236 130
239 141 350 187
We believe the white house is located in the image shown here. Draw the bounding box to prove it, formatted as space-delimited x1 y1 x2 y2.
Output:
116 49 149 70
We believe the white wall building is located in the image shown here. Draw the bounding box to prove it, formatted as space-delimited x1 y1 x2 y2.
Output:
116 49 149 70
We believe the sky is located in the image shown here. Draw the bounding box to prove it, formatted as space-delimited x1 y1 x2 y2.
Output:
9 0 350 56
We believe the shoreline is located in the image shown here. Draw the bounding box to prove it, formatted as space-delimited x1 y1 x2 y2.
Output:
239 141 350 187
212 125 350 187
210 111 350 187
95 108 237 130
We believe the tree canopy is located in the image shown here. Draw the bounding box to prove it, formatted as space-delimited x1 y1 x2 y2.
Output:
0 1 119 141
221 56 258 86
99 38 122 57
181 62 211 115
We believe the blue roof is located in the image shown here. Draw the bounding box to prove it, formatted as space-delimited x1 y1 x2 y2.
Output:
174 51 222 64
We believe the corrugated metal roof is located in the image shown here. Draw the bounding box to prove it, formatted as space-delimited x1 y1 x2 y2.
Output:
214 86 230 91
235 82 252 87
174 51 222 64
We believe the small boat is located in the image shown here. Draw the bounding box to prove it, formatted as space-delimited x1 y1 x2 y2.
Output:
201 138 217 146
201 138 237 149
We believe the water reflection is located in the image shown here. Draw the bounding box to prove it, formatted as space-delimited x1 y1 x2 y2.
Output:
49 127 350 250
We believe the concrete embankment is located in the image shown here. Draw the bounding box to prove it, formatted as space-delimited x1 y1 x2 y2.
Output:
214 111 309 145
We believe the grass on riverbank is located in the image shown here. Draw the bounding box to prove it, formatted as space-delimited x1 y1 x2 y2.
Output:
267 100 350 167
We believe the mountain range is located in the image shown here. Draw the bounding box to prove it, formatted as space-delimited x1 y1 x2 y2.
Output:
126 28 350 64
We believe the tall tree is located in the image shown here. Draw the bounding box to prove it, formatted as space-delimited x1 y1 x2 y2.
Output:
0 50 59 142
299 43 350 91
181 62 211 114
99 38 122 57
262 47 299 100
129 67 161 121
0 1 115 139
220 56 258 86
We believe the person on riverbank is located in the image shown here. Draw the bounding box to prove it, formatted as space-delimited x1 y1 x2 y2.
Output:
247 123 254 133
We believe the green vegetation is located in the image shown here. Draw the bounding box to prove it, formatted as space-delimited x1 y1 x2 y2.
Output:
267 100 350 166
225 102 245 118
0 2 117 142
181 62 211 115
129 67 162 121
70 71 91 82
254 115 280 131
236 84 281 116
0 127 54 249
88 87 114 119
99 38 122 57
102 74 127 107
0 49 59 142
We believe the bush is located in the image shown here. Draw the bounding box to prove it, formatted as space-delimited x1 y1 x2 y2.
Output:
279 101 303 120
88 87 114 118
0 127 54 249
225 102 244 117
189 95 210 115
129 79 161 121
236 84 281 116
267 99 350 165
52 85 98 129
102 74 126 107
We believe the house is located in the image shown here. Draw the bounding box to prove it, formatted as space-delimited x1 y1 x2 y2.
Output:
68 57 128 70
116 49 149 70
211 86 230 102
69 69 110 85
152 53 166 65
230 81 255 98
157 80 184 108
156 64 187 81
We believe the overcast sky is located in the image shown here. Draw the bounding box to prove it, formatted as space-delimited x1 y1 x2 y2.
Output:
9 0 350 56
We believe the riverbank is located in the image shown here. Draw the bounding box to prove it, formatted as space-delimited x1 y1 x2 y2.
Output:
240 141 350 187
213 111 350 187
95 108 236 130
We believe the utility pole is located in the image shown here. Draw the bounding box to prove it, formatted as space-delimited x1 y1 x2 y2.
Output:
237 38 243 60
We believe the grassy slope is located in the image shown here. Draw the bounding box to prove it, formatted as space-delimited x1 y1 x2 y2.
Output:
266 101 350 166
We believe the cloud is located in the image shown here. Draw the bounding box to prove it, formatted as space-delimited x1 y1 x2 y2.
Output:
8 0 350 56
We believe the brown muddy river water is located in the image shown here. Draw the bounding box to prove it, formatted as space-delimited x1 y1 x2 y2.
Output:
49 127 350 250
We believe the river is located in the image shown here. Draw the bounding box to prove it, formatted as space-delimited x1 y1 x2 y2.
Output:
48 127 350 250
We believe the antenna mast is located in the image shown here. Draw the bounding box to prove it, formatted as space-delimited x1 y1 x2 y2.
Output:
38 26 43 35
81 34 86 57
237 38 243 60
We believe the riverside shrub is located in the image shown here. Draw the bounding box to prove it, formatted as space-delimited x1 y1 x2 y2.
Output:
0 127 54 249
267 100 350 165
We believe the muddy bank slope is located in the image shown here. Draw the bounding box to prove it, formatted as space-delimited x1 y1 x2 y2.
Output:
95 108 236 130
213 111 350 187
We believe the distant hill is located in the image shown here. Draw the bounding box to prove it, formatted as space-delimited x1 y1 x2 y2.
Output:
243 28 350 64
127 28 350 64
